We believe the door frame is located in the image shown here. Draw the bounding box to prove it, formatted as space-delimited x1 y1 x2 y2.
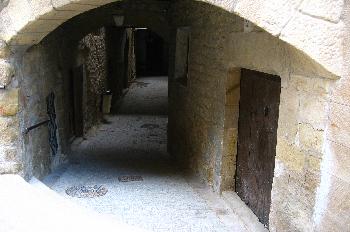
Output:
235 68 281 227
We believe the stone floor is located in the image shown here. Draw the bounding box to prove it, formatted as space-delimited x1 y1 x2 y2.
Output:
43 77 250 232
114 76 168 115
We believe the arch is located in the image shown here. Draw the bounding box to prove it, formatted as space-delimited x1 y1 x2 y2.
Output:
0 0 345 76
31 1 171 46
0 1 348 230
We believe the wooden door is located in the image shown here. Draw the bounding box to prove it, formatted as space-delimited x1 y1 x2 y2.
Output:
72 65 84 137
235 69 281 227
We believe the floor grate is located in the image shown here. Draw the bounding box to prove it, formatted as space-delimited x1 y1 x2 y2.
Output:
140 124 159 129
65 185 108 198
118 175 143 182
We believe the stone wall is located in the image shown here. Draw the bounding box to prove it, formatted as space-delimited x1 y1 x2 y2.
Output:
126 28 136 85
12 25 109 180
19 33 70 179
106 27 135 111
0 89 21 175
168 1 341 230
0 0 348 231
0 0 168 180
0 0 344 77
79 28 107 134
315 0 350 230
2 2 142 180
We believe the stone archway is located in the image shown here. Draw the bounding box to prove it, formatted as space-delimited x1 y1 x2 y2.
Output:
0 0 345 75
0 0 349 231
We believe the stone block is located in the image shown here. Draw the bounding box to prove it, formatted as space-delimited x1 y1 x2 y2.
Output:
52 0 98 11
222 128 238 155
52 0 116 8
270 170 315 231
328 102 350 147
316 175 350 231
51 0 70 9
298 92 328 130
0 88 19 116
299 0 344 23
0 146 17 162
276 138 305 172
225 88 240 106
224 107 239 128
0 40 10 58
0 117 19 144
21 19 64 33
331 74 350 106
304 170 321 192
40 9 80 20
77 0 116 5
305 155 322 173
299 123 324 153
327 140 350 181
0 161 22 174
10 32 47 46
4 148 17 162
27 0 54 18
290 74 331 97
0 0 34 40
280 12 344 77
226 68 240 88
233 0 302 36
0 60 14 87
229 33 288 76
277 86 299 143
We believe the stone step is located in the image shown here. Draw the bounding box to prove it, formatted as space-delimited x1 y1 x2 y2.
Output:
0 174 145 232
221 191 268 232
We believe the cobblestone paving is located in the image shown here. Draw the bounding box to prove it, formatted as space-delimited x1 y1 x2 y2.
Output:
45 77 247 232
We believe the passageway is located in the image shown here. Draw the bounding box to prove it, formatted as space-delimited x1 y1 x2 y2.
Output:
43 77 248 232
116 76 168 115
1 0 343 230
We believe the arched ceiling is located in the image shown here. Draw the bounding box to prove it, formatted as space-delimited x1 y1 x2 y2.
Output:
0 0 346 76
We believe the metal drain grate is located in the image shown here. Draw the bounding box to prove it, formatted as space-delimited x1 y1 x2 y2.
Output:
140 124 159 130
65 185 108 198
118 175 143 182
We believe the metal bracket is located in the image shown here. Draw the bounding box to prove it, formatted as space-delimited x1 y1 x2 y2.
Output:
24 120 50 134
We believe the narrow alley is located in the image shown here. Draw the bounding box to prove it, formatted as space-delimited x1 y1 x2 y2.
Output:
42 77 249 232
2 1 348 231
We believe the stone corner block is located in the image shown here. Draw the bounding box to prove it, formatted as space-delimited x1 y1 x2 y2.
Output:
0 88 19 116
299 0 344 23
0 40 11 58
0 60 15 87
0 162 22 174
0 117 19 144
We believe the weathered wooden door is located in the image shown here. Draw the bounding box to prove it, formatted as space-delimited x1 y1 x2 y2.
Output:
235 69 281 227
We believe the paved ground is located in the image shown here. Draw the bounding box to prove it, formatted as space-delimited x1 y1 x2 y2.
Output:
44 77 249 232
114 76 168 115
0 175 145 232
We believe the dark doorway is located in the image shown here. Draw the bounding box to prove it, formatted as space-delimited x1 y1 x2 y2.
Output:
72 65 85 137
235 69 281 227
135 29 168 77
123 37 130 88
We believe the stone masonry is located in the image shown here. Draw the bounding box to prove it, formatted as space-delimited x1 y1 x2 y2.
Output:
0 0 349 231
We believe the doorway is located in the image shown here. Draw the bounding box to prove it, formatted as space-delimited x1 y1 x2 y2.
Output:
71 65 85 137
235 68 281 227
135 29 168 77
